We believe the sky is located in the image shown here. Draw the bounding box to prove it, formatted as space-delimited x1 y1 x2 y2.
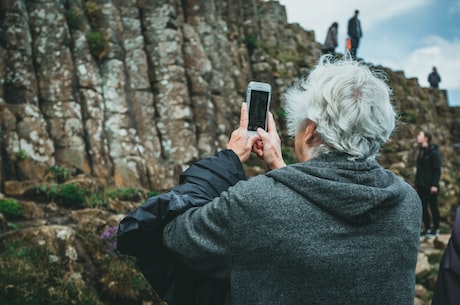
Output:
278 0 460 107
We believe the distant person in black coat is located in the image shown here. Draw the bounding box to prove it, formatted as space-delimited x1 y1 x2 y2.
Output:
347 10 362 59
415 130 441 238
428 66 441 89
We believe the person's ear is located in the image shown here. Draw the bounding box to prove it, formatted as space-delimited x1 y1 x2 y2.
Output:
304 122 317 144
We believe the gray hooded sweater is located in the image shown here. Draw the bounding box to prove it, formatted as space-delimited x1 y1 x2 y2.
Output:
163 152 422 305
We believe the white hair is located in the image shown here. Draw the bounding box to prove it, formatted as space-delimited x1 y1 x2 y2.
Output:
284 55 396 160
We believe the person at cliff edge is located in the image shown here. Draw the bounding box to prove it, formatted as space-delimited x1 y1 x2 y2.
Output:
347 9 363 59
428 66 442 89
118 55 422 304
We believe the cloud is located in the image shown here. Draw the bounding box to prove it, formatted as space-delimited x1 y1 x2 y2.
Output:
277 0 460 105
449 1 460 14
279 0 432 34
403 36 460 90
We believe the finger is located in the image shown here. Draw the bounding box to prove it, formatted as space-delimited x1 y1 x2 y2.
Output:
248 133 261 146
257 127 269 140
239 103 249 129
267 112 277 133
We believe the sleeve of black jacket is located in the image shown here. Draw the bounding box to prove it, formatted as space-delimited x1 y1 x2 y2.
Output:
116 149 246 305
431 147 442 187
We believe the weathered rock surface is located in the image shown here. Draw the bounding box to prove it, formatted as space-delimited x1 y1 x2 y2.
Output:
1 1 460 305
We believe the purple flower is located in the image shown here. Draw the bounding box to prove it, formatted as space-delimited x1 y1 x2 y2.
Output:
99 225 119 256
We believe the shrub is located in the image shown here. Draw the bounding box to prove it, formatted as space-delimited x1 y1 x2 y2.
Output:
86 30 109 60
36 184 87 208
53 184 87 208
105 187 145 202
0 198 22 219
86 193 106 208
243 35 262 54
49 165 71 183
84 1 102 26
65 8 83 31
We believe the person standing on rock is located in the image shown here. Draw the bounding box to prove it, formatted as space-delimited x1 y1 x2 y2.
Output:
118 56 423 305
415 130 442 238
347 10 362 59
322 22 338 55
428 66 442 89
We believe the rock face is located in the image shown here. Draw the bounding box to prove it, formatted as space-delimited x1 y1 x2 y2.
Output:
0 0 320 191
0 0 457 199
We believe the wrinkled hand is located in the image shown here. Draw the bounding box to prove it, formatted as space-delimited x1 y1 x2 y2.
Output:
227 103 261 163
252 112 286 170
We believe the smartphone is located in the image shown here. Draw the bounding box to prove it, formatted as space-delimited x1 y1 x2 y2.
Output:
246 81 272 135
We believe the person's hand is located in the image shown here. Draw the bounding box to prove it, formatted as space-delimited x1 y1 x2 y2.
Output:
430 186 438 194
253 112 286 170
227 103 261 163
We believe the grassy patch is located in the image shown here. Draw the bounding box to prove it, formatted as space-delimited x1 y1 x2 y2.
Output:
0 198 23 219
65 8 83 31
105 187 146 202
0 242 102 305
86 30 109 60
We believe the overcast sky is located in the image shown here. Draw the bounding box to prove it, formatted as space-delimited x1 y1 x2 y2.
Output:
278 0 460 107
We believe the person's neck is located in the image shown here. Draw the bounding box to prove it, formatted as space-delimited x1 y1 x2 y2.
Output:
421 142 429 148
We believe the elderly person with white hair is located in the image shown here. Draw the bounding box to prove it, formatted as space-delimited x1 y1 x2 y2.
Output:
119 56 422 305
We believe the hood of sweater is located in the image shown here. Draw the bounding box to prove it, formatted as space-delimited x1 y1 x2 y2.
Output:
266 152 405 225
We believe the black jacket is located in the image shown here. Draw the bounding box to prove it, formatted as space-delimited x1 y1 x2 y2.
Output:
415 144 441 188
432 206 460 305
347 16 362 39
116 150 246 305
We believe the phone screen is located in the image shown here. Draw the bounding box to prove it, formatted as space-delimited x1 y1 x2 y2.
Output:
248 90 269 131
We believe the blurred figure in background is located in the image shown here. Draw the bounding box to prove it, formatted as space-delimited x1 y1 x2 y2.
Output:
415 130 441 238
347 10 362 59
322 22 338 55
428 66 441 89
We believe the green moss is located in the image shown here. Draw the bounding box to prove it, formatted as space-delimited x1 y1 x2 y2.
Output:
49 165 71 183
16 149 29 160
53 184 87 208
147 191 159 198
84 1 103 26
86 30 109 60
86 193 106 208
243 35 263 54
65 8 83 31
0 242 102 305
399 110 415 123
105 187 145 202
34 183 87 208
0 198 22 219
